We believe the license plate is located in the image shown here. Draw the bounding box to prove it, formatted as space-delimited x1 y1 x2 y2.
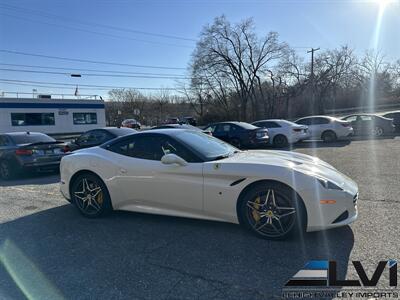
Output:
45 150 54 155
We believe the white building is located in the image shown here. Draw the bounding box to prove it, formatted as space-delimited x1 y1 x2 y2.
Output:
0 97 106 135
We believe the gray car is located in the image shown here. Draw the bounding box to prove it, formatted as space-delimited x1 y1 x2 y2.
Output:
341 114 395 137
0 132 68 180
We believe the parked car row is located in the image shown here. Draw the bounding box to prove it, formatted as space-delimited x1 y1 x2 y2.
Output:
199 113 396 148
1 111 397 180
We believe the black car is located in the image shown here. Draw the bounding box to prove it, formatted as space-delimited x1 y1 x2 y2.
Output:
203 121 269 148
341 114 395 136
0 132 67 180
182 116 197 126
382 111 400 132
65 127 136 152
152 123 212 135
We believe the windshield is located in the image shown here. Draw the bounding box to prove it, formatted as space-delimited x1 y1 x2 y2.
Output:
10 134 55 145
174 130 237 160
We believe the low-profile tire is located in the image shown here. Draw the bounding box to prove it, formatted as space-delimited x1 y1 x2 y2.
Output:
237 182 306 240
273 135 288 148
230 138 242 149
372 126 384 137
70 173 113 218
321 130 337 143
0 160 19 180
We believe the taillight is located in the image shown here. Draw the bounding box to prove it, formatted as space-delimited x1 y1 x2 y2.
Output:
63 145 71 153
256 130 268 138
15 149 33 155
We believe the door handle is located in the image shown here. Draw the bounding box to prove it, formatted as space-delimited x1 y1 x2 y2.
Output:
120 168 127 174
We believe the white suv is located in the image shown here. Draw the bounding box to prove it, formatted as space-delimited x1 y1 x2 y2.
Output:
295 116 353 142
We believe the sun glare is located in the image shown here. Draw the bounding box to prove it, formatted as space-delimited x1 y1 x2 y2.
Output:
375 0 398 9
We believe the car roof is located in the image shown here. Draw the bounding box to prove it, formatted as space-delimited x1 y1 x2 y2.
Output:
102 127 137 135
101 128 195 147
153 124 200 130
383 111 400 114
297 115 334 120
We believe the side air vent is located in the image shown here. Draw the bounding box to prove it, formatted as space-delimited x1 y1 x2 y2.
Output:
332 210 349 224
230 178 246 186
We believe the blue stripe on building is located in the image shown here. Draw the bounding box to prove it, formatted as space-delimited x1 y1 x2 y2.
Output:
0 102 105 109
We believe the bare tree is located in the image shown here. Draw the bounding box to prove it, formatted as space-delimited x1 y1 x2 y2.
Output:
190 16 288 121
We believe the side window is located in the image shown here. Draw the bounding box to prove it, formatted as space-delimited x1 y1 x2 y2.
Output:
361 115 372 121
108 135 200 162
222 124 231 132
313 118 330 125
76 132 91 143
262 122 280 128
297 119 310 125
204 125 216 133
109 136 164 160
229 125 240 133
214 124 229 133
91 130 110 143
160 138 200 163
344 116 357 122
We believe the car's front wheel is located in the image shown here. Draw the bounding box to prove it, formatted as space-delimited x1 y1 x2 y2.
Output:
70 173 112 218
238 182 306 240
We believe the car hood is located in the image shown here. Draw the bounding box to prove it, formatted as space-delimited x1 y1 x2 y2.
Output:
221 150 357 194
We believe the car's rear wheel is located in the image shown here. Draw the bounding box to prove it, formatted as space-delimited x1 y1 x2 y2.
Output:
238 182 306 240
322 130 337 143
70 173 112 218
0 160 18 180
372 126 384 137
273 135 288 148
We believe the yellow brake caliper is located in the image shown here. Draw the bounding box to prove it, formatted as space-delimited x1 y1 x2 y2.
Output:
96 190 104 205
251 196 261 222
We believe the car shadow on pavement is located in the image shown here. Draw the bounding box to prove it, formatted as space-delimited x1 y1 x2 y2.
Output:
0 206 354 300
269 140 352 151
0 173 60 187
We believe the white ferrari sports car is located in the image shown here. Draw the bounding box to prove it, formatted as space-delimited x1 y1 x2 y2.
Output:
60 129 358 240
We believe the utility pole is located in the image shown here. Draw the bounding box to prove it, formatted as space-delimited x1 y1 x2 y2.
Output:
307 47 320 114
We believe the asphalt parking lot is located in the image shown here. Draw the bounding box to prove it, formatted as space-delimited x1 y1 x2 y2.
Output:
0 137 399 300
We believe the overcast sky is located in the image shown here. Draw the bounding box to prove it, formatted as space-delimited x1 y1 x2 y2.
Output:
0 0 399 97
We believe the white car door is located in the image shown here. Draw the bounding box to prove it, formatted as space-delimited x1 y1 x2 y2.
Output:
106 134 204 213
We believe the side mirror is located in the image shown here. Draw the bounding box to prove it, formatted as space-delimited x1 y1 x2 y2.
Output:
161 154 188 166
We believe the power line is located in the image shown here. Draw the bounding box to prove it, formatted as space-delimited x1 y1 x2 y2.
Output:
0 49 186 70
0 12 193 49
0 68 190 79
0 80 111 91
0 78 184 90
0 63 186 77
0 3 197 42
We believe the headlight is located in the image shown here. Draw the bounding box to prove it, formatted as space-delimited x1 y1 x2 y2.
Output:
317 178 343 190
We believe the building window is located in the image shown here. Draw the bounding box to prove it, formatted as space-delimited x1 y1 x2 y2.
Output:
73 113 97 125
11 113 55 126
